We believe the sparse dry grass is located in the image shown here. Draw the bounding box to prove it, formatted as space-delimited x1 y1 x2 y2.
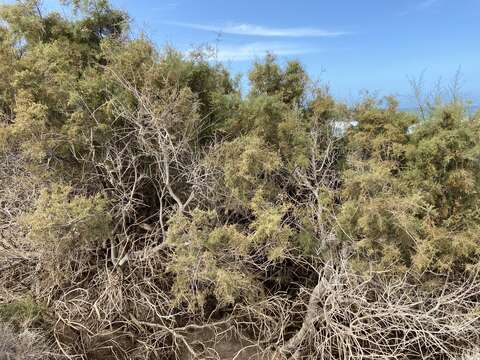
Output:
0 323 51 360
274 261 480 360
463 349 480 360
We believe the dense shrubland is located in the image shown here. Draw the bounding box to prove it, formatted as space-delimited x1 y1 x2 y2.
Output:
1 1 480 359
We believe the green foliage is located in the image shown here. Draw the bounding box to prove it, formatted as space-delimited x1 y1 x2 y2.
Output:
210 135 282 208
406 104 480 271
8 90 48 160
338 97 480 273
347 96 415 161
0 297 45 327
165 202 294 311
0 0 235 174
166 209 258 311
249 202 293 261
249 53 308 107
337 97 419 271
24 185 111 256
0 0 129 172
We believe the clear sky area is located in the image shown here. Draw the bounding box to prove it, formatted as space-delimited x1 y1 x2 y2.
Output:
8 0 480 107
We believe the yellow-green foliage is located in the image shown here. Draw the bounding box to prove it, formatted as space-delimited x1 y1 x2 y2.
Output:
249 53 308 107
166 209 257 310
0 297 45 327
167 192 294 308
338 97 480 273
406 104 480 272
338 161 424 272
24 185 111 256
337 97 420 271
249 196 293 261
211 135 282 208
165 204 293 310
9 90 49 161
0 0 128 169
217 55 312 168
0 28 16 123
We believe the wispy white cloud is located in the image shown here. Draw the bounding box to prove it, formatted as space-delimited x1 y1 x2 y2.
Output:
416 0 439 10
149 3 180 13
399 0 440 15
165 22 349 38
213 42 321 62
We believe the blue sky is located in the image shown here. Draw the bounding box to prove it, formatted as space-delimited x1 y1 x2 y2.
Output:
11 0 480 106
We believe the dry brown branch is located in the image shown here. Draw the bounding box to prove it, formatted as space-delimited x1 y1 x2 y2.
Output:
0 323 52 360
274 260 480 360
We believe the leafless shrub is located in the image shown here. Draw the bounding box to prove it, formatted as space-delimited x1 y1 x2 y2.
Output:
0 323 51 360
274 261 480 360
0 151 44 302
463 349 480 360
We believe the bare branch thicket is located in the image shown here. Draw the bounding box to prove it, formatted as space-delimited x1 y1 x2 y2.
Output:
291 120 341 253
408 71 430 121
46 71 219 358
0 152 37 248
79 68 211 269
0 151 44 302
273 260 480 360
273 123 480 360
0 322 53 360
463 349 480 360
50 261 180 359
409 68 467 123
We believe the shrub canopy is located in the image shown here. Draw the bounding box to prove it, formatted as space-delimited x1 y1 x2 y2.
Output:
1 1 480 358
